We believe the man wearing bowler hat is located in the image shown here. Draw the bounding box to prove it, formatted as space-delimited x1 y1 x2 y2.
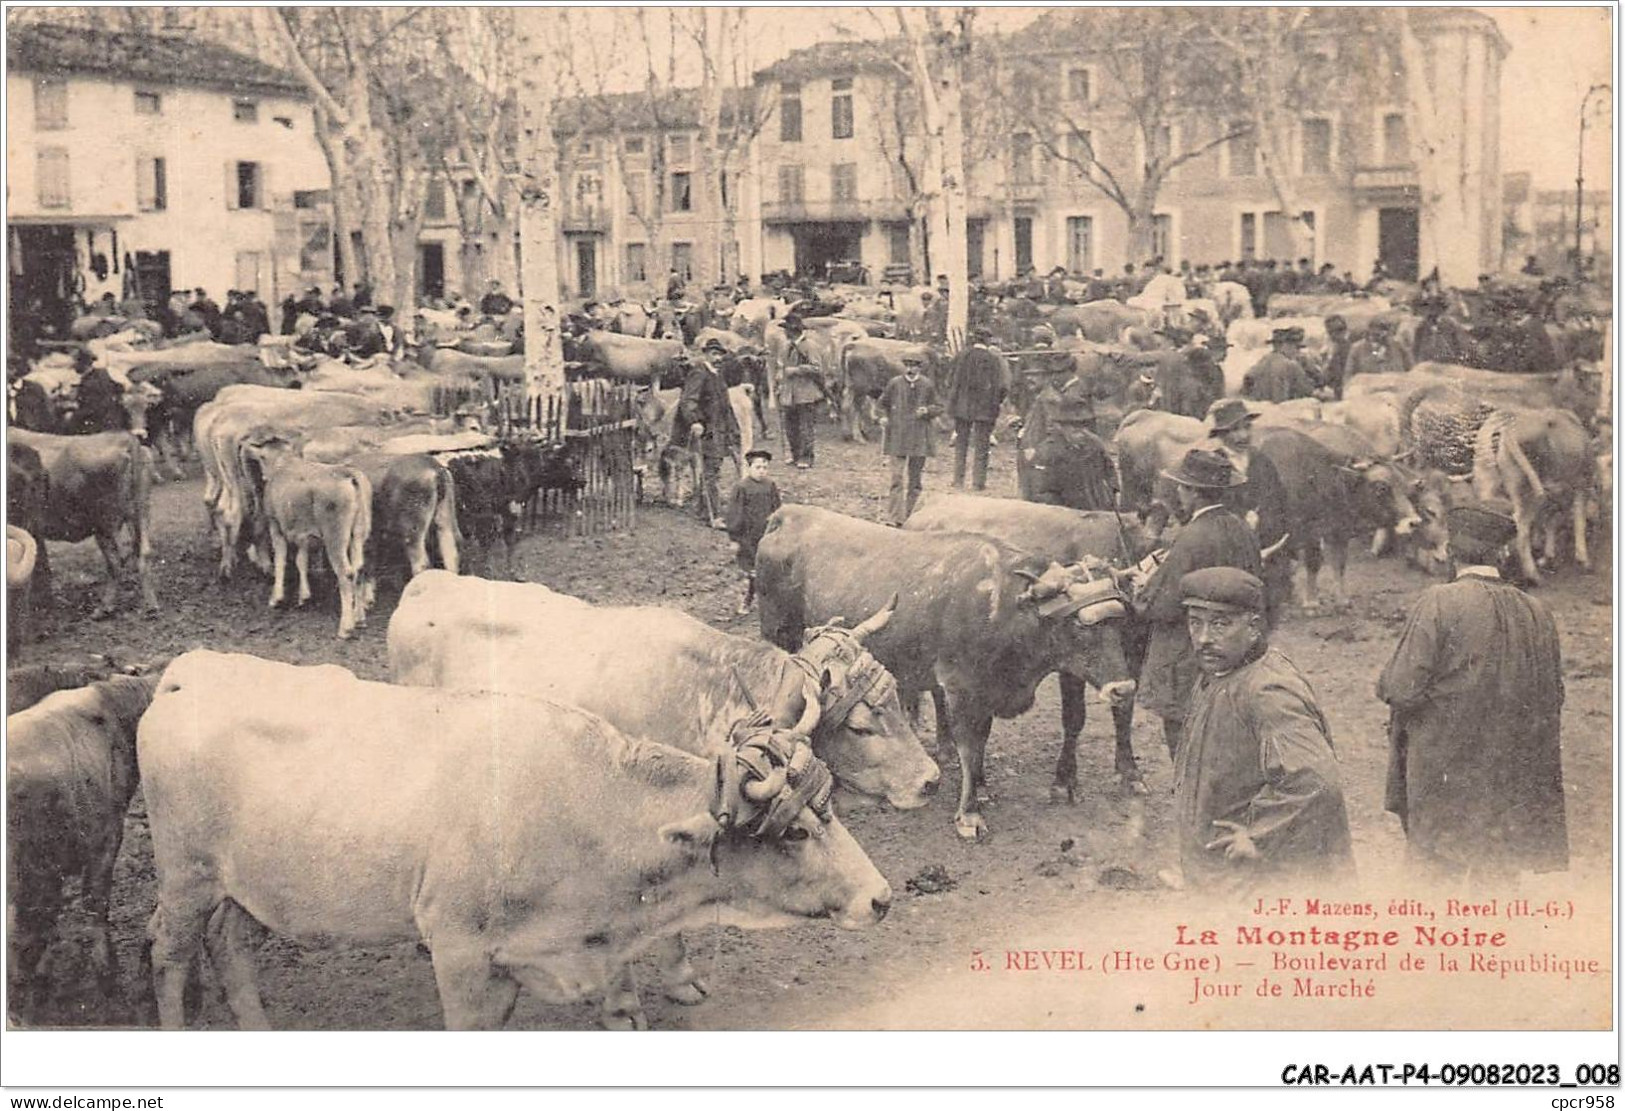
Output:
1241 326 1315 402
1377 502 1568 883
1132 448 1262 761
1207 398 1291 625
1173 567 1354 893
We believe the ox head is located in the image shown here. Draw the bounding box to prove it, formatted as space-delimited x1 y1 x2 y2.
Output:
119 379 163 441
1012 557 1137 708
1404 469 1462 577
658 727 892 931
788 595 940 809
1340 457 1423 538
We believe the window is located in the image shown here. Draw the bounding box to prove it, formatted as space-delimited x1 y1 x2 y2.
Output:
888 223 909 266
294 189 329 210
37 147 69 208
232 99 259 123
1066 130 1094 177
831 76 854 139
34 78 67 130
1066 216 1094 274
831 163 858 203
1150 213 1173 262
668 134 692 164
1382 112 1409 164
135 91 162 116
1227 127 1257 176
1067 67 1092 103
1239 212 1258 260
779 163 804 205
671 242 694 282
137 155 167 212
1301 117 1332 174
230 161 262 210
624 171 647 218
670 171 693 212
624 137 645 155
575 173 604 219
424 179 447 221
624 243 648 283
1012 133 1034 184
779 82 802 142
721 171 736 212
300 221 331 273
579 139 596 157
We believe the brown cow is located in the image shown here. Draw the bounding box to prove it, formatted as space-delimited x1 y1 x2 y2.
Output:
9 430 157 618
7 675 155 1020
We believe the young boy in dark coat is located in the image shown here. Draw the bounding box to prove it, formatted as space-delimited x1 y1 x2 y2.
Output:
726 449 782 615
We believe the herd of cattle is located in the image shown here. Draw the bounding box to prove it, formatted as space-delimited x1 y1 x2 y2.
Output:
4 274 1614 1030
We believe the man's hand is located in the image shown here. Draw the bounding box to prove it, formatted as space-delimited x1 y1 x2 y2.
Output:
690 422 704 436
1206 820 1260 862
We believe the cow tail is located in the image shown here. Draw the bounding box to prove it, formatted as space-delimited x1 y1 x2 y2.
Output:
348 470 373 578
436 461 464 571
1502 418 1546 500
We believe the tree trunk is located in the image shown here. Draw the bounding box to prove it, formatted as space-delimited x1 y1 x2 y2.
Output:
313 107 358 289
516 8 566 401
1395 12 1474 286
694 8 723 291
938 32 969 339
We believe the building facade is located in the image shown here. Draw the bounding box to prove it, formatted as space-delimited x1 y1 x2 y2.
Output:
6 25 334 335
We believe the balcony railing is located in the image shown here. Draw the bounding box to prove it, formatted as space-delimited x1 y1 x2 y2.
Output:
560 207 611 233
1351 164 1419 194
761 198 908 224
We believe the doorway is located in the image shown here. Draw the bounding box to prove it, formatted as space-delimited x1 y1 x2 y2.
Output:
966 220 986 279
9 224 79 350
1014 216 1034 275
789 222 863 279
576 238 598 298
131 250 172 318
1377 207 1419 282
418 242 445 302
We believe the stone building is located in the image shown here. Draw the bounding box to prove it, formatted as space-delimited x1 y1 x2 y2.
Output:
6 24 334 338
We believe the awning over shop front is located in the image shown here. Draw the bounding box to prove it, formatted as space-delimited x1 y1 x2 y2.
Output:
7 214 134 226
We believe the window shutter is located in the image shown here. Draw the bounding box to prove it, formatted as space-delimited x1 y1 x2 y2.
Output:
225 161 239 210
137 158 151 211
259 163 273 211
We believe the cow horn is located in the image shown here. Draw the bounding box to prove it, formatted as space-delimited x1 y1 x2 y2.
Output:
659 811 722 847
1011 567 1041 585
1261 532 1292 561
742 766 788 803
6 526 37 588
791 676 822 737
850 592 899 641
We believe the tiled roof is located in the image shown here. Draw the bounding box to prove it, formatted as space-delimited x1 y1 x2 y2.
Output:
753 38 907 84
7 23 307 97
553 86 762 136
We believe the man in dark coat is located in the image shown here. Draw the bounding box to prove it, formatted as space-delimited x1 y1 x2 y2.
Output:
1410 295 1473 365
1206 399 1291 626
1346 318 1411 378
879 355 942 525
678 339 742 527
1019 364 1114 510
1174 567 1355 894
191 288 222 339
947 328 1007 490
1241 328 1315 402
70 351 127 434
1157 343 1224 419
1132 448 1264 760
478 280 514 318
1320 315 1354 398
1377 503 1568 882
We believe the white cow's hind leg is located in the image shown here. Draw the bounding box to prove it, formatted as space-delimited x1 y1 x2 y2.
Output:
294 541 313 606
147 900 215 1030
429 945 521 1031
267 529 289 609
1573 491 1592 570
596 965 650 1031
205 900 272 1030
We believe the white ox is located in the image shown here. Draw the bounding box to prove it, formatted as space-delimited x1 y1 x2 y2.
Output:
140 650 893 1030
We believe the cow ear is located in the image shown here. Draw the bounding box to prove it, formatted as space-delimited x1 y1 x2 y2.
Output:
659 812 721 850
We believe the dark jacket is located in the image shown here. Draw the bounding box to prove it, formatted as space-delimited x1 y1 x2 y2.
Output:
947 345 1007 422
1136 505 1264 719
880 373 942 457
726 476 782 564
677 362 740 459
1242 351 1315 402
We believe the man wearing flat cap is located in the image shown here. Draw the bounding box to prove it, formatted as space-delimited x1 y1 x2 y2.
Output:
1377 502 1568 883
678 337 742 527
1133 448 1263 760
1241 327 1316 402
1173 567 1354 893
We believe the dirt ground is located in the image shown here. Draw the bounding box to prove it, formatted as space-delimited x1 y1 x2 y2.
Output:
12 416 1615 1031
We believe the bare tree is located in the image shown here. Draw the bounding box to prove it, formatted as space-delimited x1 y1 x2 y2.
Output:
515 8 567 399
896 6 973 339
999 8 1251 266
